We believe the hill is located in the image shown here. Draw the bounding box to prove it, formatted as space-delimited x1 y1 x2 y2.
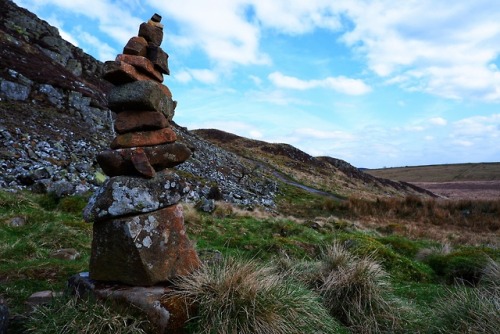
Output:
366 163 500 200
365 163 500 182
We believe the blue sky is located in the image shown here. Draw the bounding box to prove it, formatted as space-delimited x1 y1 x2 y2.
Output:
15 0 500 168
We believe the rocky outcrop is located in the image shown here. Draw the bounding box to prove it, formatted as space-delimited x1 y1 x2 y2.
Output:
0 0 277 207
0 0 113 194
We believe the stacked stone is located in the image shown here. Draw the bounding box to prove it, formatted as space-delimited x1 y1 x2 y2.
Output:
83 14 200 286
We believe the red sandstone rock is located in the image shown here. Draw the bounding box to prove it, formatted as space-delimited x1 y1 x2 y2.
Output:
114 110 168 134
147 46 169 75
138 22 163 47
130 147 156 178
103 60 163 85
147 19 164 29
97 143 192 177
116 54 163 82
123 36 148 57
90 204 201 286
110 128 176 149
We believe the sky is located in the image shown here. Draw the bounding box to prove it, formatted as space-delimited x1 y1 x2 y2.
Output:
15 0 500 168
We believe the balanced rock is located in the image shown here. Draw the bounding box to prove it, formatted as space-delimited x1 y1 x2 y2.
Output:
138 22 163 47
114 110 169 134
97 143 192 177
83 171 189 223
116 54 163 82
123 36 148 57
90 204 200 286
103 60 161 85
110 127 177 149
108 81 176 121
147 46 170 75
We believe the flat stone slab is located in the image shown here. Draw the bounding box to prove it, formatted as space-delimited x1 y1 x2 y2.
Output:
83 171 190 223
67 273 192 334
110 127 176 149
103 60 163 85
90 204 201 285
97 142 192 177
107 81 173 119
114 110 169 134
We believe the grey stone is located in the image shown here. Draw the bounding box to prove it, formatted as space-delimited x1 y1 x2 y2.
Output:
25 291 59 308
8 216 26 227
0 299 8 334
0 80 30 101
51 248 80 260
66 59 83 76
107 81 172 116
83 171 190 223
39 84 64 108
196 197 215 213
48 181 75 198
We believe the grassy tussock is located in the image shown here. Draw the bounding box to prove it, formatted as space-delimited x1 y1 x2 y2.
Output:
169 258 342 334
24 296 151 334
432 258 500 333
288 243 403 333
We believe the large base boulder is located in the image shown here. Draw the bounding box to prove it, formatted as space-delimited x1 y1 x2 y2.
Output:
90 204 200 286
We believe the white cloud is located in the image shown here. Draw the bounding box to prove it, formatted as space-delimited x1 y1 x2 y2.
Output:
249 75 262 86
293 128 355 140
429 117 447 126
335 0 500 101
174 68 218 84
174 71 192 83
147 0 270 66
250 0 342 34
189 69 218 84
75 28 116 61
452 114 500 137
268 72 371 95
248 89 308 106
22 0 142 44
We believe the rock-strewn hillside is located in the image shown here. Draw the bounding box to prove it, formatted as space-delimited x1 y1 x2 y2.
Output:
0 0 278 207
0 0 432 207
193 129 434 199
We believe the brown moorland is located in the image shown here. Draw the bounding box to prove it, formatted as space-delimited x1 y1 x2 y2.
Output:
366 163 500 200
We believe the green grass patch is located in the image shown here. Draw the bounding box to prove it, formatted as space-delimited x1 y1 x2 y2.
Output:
1 189 499 333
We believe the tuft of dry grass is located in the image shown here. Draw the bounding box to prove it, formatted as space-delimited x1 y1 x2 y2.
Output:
169 257 341 334
432 258 500 333
289 242 404 333
24 295 151 334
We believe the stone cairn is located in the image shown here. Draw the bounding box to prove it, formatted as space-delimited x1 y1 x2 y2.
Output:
83 14 200 287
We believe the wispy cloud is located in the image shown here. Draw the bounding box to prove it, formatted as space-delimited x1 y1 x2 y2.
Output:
336 0 500 101
268 72 371 95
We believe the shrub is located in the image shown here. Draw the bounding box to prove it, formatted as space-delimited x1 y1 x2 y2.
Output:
169 257 342 334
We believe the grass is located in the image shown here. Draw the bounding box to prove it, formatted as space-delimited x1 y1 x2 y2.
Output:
23 295 152 334
1 189 499 333
169 258 343 334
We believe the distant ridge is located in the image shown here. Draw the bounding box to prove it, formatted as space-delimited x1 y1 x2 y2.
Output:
366 163 500 182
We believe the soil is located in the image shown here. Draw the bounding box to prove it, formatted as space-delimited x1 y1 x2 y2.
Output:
411 181 500 200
